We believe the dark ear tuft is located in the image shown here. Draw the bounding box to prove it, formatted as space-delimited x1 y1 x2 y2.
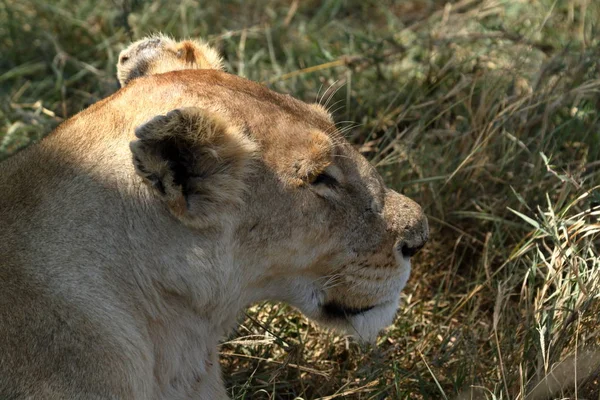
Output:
130 108 257 227
174 40 224 71
181 43 198 64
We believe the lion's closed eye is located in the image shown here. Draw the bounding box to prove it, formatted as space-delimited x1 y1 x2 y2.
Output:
307 166 345 201
310 171 337 186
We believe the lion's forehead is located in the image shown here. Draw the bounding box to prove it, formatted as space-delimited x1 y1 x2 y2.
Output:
125 70 334 135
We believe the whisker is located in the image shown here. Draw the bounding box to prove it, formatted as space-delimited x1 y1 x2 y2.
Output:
325 98 345 113
328 104 347 118
314 81 325 104
318 79 340 106
323 81 347 110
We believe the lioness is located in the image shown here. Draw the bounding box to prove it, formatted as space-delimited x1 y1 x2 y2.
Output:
0 36 428 399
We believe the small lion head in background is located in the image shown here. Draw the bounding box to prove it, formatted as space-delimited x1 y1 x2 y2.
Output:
117 34 223 86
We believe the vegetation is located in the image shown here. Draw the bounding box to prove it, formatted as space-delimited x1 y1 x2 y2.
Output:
2 0 599 398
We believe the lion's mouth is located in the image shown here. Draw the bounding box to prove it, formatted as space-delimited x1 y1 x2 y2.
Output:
322 301 375 319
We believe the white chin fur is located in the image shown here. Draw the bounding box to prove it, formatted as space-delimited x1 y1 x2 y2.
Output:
322 258 411 343
285 258 411 343
333 297 400 343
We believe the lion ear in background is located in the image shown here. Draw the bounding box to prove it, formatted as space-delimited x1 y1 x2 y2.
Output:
130 107 257 228
175 40 225 71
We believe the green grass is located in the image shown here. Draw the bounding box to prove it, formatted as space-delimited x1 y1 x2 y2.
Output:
2 0 600 398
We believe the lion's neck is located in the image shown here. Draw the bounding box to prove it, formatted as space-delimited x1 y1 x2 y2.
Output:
1 132 253 395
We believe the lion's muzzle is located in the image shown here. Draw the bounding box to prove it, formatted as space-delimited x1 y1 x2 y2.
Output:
385 189 429 260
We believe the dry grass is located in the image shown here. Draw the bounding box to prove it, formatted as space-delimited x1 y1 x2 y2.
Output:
2 0 600 398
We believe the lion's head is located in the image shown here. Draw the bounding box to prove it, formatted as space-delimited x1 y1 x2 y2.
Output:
124 66 428 342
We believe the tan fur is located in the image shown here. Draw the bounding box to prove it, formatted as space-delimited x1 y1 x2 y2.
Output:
0 38 428 399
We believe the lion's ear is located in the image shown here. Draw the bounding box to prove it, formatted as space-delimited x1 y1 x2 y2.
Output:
175 40 224 71
130 107 256 227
